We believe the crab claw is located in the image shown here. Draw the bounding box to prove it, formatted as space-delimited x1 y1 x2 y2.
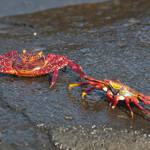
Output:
111 95 121 109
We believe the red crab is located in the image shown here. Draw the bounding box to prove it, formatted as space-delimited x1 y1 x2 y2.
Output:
69 77 150 117
0 50 87 88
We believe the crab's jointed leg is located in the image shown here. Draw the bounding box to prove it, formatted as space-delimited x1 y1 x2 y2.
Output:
106 90 114 100
69 81 109 99
45 54 87 78
103 79 121 83
5 50 18 63
32 67 60 88
82 86 97 99
125 97 134 118
111 95 119 109
0 67 16 75
69 82 97 99
69 82 89 91
68 60 87 78
138 93 150 105
50 70 58 88
108 94 134 118
0 55 17 75
32 54 87 88
131 97 150 116
0 55 12 67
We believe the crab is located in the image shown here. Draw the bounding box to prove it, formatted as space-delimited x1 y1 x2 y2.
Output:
0 50 87 88
69 77 150 117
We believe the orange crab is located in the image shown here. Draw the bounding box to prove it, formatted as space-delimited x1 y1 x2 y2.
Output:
69 77 150 117
0 50 87 88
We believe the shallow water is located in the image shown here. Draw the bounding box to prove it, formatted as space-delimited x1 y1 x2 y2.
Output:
0 0 150 149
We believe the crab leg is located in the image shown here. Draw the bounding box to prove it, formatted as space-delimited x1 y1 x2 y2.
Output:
68 60 87 78
82 86 97 99
45 54 87 78
69 81 107 91
4 50 18 63
109 95 134 117
68 61 83 72
50 70 58 88
111 95 119 109
131 97 150 116
33 67 63 88
0 55 17 74
0 55 13 67
138 93 150 105
103 79 120 82
82 77 121 88
106 90 114 100
125 97 134 118
69 81 110 100
0 67 16 74
105 90 114 106
69 82 91 91
84 76 105 83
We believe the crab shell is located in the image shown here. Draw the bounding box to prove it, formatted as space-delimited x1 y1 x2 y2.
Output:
13 50 45 77
109 80 139 99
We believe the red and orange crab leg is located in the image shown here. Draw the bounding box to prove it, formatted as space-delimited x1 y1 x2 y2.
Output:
81 86 97 99
85 77 120 84
125 97 134 118
69 80 108 99
131 98 150 116
69 78 121 99
69 82 97 99
0 54 16 74
50 70 58 88
5 50 18 62
138 93 150 104
110 95 150 118
33 54 87 88
45 54 87 78
68 60 87 78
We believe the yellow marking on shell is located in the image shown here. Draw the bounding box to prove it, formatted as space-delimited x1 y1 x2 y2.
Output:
110 81 122 90
82 92 87 99
23 50 26 54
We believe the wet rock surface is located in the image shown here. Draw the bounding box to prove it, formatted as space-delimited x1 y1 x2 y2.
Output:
0 0 150 149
